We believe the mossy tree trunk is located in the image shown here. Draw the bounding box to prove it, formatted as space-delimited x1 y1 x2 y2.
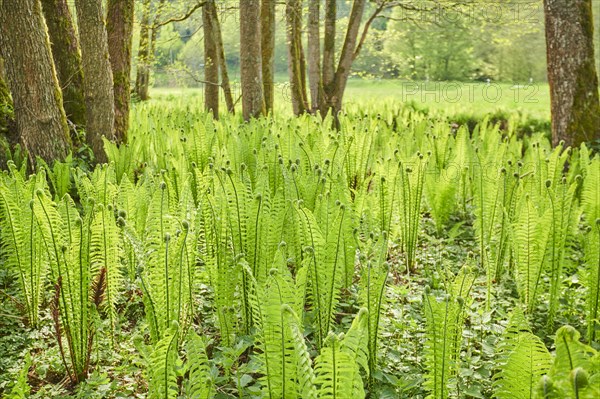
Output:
107 0 135 143
40 0 87 129
135 0 167 101
261 0 275 113
203 0 219 118
307 0 323 112
286 0 309 115
544 0 600 148
75 0 116 163
240 0 265 120
322 0 336 109
207 1 234 114
0 0 71 164
135 0 152 101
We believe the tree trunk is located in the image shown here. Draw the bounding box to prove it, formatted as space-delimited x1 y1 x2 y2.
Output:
240 0 265 120
544 0 600 147
206 1 234 113
135 0 152 101
203 0 219 118
0 0 71 163
107 0 135 144
75 0 115 163
286 0 309 115
307 0 322 111
328 0 366 114
261 0 276 113
40 0 86 129
322 0 336 101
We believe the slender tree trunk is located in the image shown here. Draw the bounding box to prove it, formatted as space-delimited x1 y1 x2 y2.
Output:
261 0 276 113
40 0 86 128
0 0 71 163
328 0 366 114
145 0 167 99
286 0 309 115
203 0 219 118
107 0 135 144
307 0 322 111
544 0 600 147
206 1 234 113
75 0 115 163
135 0 151 101
240 0 265 120
322 0 336 102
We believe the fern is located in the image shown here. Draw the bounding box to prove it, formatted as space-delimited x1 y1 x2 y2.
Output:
314 309 369 399
256 270 316 398
184 331 214 399
358 232 389 380
493 309 552 399
512 194 550 313
423 292 465 399
536 326 600 399
142 324 181 399
581 157 600 342
0 168 48 326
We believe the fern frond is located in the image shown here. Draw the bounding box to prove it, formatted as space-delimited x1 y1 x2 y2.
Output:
184 331 214 399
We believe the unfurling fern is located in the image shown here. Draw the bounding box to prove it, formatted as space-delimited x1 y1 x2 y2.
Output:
535 326 600 399
314 308 370 399
493 309 552 399
398 154 427 272
423 291 465 399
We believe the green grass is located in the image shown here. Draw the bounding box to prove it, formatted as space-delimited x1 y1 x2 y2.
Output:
149 78 551 120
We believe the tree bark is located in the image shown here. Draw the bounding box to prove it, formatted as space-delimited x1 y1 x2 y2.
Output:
206 1 234 113
240 0 265 120
40 0 87 129
0 0 71 163
135 0 152 101
328 0 366 113
286 0 309 115
203 0 219 118
75 0 116 163
307 0 322 111
322 0 336 100
261 0 276 113
107 0 135 144
544 0 600 147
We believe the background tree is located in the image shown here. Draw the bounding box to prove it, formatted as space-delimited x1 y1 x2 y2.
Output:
203 0 219 118
240 0 265 120
544 0 600 147
40 0 86 129
307 0 322 111
261 0 276 113
208 1 235 113
75 0 116 163
286 0 309 115
135 0 152 101
107 0 135 143
0 0 71 163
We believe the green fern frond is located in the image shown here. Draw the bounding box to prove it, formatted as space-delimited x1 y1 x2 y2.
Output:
493 310 552 399
184 331 214 399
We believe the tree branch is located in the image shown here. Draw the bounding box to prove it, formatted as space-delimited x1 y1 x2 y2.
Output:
155 1 206 29
353 0 388 60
